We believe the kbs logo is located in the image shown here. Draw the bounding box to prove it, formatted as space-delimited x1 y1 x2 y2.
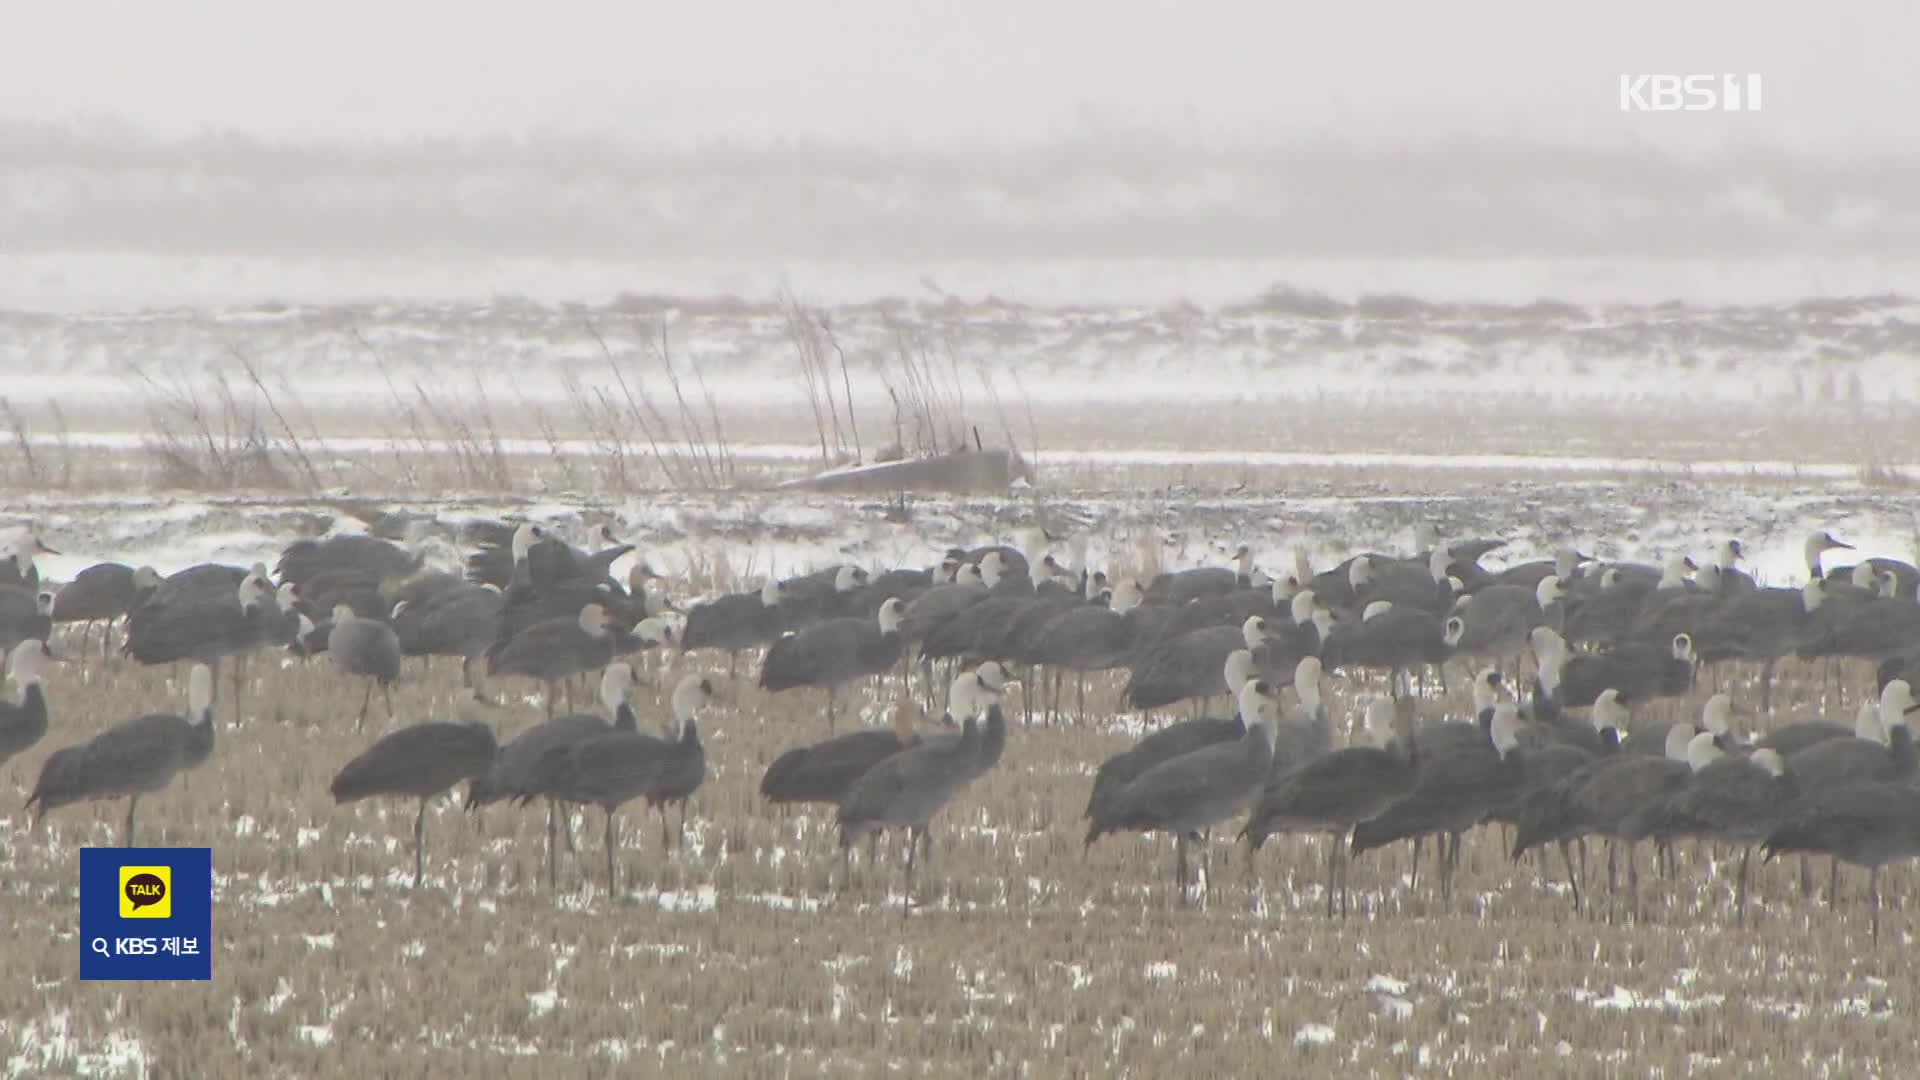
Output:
119 865 171 918
1620 74 1763 112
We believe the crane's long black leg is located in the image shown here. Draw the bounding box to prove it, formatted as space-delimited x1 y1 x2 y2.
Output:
124 795 139 846
414 798 428 889
1174 834 1188 906
1869 867 1880 943
1735 846 1751 927
358 681 374 729
1325 833 1338 918
903 826 920 914
605 809 618 894
546 800 559 890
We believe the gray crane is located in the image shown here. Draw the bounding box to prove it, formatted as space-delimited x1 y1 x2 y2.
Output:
26 663 216 844
277 527 424 588
392 582 506 692
1085 650 1258 824
51 563 160 658
329 698 499 888
1027 579 1150 721
1451 574 1565 666
122 570 299 724
1624 691 1733 758
758 597 907 731
1764 779 1920 941
1692 577 1828 712
681 577 789 676
761 701 927 808
1759 699 1874 758
327 604 403 727
835 707 984 913
1509 722 1705 912
1349 700 1528 905
1531 627 1693 709
0 586 52 654
1242 697 1421 917
485 602 618 718
1124 615 1275 713
1320 605 1464 696
467 663 640 889
539 673 717 892
1561 555 1691 647
1 638 53 774
1144 544 1252 604
1639 745 1793 924
1085 678 1283 902
1491 547 1590 590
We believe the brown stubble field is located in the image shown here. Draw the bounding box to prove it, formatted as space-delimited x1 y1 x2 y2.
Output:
1 640 1914 1078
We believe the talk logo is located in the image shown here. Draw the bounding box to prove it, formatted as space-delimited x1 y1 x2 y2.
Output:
119 865 171 919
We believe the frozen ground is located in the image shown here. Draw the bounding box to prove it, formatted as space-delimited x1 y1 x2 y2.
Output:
11 475 1918 607
3 257 1918 473
3 482 1917 1077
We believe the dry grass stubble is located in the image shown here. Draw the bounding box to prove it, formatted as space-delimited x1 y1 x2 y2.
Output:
0 649 1913 1077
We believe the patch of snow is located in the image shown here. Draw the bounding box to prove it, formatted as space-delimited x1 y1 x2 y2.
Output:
1294 1023 1336 1047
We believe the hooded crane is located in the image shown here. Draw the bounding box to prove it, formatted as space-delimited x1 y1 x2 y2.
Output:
1027 579 1151 722
485 602 618 718
758 597 907 731
0 586 53 655
1123 615 1275 714
27 664 215 844
537 673 718 893
51 563 160 658
121 570 298 724
1084 678 1283 902
1450 575 1565 667
834 710 984 912
1242 697 1421 917
760 701 927 809
329 695 499 889
465 663 641 889
1639 745 1793 924
1144 544 1253 604
1759 698 1872 758
1085 650 1258 825
1510 722 1705 912
681 577 789 676
0 639 53 775
1530 627 1693 710
1348 698 1528 905
1763 778 1920 941
1321 605 1465 696
391 582 506 693
277 527 424 589
327 604 403 728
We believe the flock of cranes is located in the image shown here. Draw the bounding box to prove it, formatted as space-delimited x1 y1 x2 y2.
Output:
2 517 1918 929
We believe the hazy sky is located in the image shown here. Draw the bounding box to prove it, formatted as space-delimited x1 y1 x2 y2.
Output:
10 1 1915 151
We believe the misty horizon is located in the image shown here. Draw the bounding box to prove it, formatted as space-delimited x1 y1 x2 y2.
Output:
6 124 1918 261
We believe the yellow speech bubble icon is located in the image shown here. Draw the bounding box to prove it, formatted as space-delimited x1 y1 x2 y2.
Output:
119 865 171 919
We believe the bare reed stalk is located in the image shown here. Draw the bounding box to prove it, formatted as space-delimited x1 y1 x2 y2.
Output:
0 397 37 486
229 343 327 491
586 317 735 490
782 294 852 467
127 360 290 490
46 398 74 488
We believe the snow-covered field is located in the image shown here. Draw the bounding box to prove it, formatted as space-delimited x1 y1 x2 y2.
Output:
4 247 1918 1074
4 254 1918 478
3 485 1916 1076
